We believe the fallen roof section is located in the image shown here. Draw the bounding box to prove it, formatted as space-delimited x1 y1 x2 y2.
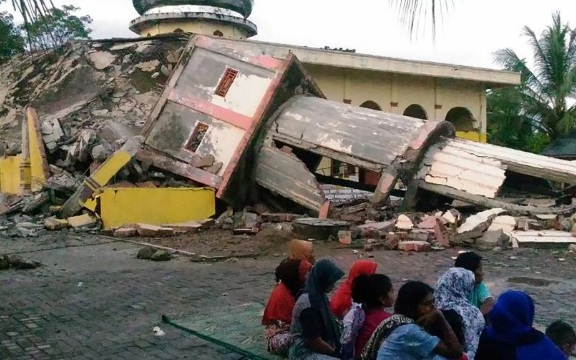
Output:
409 137 576 215
257 95 454 210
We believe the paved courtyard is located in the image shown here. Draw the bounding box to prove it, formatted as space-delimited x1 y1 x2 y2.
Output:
2 234 576 359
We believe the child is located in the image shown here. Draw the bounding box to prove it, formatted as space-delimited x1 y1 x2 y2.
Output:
340 273 394 360
455 251 495 316
546 320 576 358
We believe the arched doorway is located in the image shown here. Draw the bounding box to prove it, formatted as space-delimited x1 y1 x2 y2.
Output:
403 104 428 120
359 100 382 111
173 28 184 33
213 30 224 37
358 100 382 184
445 107 476 131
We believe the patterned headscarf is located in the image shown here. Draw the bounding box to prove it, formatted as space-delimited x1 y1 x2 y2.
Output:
436 267 485 359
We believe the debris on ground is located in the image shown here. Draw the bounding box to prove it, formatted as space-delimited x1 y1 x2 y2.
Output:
0 254 41 270
2 34 576 257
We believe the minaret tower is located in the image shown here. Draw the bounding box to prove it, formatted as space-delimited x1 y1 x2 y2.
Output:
129 0 257 39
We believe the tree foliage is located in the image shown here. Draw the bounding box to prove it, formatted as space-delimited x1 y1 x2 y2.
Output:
25 4 92 49
0 10 25 61
488 12 576 153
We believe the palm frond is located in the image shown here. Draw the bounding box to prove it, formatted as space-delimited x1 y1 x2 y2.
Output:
10 0 55 50
388 0 454 40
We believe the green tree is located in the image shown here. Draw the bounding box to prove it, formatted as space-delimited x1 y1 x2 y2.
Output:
24 4 92 50
492 12 576 145
0 10 25 62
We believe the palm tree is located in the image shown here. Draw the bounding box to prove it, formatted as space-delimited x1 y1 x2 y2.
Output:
494 12 576 141
5 0 55 49
389 0 455 39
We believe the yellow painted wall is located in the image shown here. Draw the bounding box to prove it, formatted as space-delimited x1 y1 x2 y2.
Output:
303 66 487 143
0 156 22 194
99 187 216 229
139 20 248 39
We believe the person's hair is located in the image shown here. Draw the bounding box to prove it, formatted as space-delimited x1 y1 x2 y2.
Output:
428 309 466 346
351 274 371 304
352 274 393 310
546 320 576 348
275 258 304 294
454 251 483 272
394 281 434 319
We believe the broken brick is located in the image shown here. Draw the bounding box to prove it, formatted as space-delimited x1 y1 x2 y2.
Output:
407 230 431 242
398 241 431 252
417 216 438 230
433 219 450 247
338 230 352 245
384 233 401 250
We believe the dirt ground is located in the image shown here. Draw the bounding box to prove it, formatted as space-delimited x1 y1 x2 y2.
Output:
140 226 298 258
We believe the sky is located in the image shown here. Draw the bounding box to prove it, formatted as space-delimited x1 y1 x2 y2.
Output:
2 0 576 69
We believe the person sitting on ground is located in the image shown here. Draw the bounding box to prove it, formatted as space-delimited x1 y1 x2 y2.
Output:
546 320 576 358
289 240 316 264
262 258 313 356
330 260 378 320
475 290 566 360
361 281 465 360
340 273 394 360
454 252 495 316
435 268 485 360
289 259 345 360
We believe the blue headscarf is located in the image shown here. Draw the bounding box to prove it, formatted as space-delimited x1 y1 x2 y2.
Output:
486 290 538 343
477 290 566 360
306 259 344 347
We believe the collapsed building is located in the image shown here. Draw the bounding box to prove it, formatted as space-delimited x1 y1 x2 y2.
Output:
2 34 576 250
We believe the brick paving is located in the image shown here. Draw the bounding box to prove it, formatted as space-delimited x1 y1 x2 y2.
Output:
1 235 576 359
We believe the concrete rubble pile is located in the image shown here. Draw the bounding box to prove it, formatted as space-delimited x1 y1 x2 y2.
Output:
2 34 576 251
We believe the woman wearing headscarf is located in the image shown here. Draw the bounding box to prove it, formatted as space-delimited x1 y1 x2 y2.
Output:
475 290 566 360
289 240 316 264
289 259 345 360
435 268 485 360
330 260 378 319
362 281 464 360
263 258 313 356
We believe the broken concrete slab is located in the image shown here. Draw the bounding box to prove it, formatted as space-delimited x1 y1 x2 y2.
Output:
136 224 174 237
477 229 511 250
67 213 97 228
396 215 414 230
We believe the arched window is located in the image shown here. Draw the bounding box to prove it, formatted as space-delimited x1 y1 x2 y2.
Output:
403 104 428 120
445 107 476 131
359 100 382 110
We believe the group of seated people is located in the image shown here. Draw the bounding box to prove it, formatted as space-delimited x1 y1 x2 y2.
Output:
262 240 575 360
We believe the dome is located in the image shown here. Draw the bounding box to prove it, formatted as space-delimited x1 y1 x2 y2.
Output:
132 0 253 18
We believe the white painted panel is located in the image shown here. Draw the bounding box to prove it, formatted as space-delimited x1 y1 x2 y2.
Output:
417 143 506 198
211 73 272 118
195 118 244 177
511 230 576 244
